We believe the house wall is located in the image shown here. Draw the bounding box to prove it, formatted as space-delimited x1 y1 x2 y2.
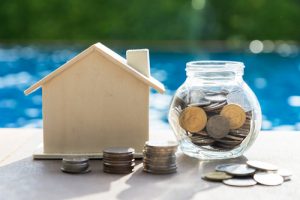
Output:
42 50 149 154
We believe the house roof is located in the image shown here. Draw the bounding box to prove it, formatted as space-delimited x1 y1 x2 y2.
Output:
24 43 165 95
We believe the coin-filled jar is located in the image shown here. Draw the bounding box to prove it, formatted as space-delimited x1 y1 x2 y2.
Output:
168 61 262 160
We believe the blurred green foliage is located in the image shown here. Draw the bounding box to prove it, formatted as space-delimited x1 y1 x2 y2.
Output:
0 0 299 41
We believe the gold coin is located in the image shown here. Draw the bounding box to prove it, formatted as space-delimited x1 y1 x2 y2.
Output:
220 104 246 129
179 107 207 132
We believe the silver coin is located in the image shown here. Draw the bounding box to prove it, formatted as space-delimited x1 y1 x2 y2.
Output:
216 139 242 146
224 164 256 176
103 147 135 154
143 163 177 170
227 90 252 112
254 172 284 186
188 89 205 104
143 152 176 158
205 94 227 102
61 167 91 174
203 101 227 111
215 163 237 172
223 178 257 187
145 141 178 148
62 157 89 164
222 135 244 141
144 146 177 151
206 115 230 139
62 162 89 169
188 101 211 107
173 96 187 109
143 168 177 174
143 161 176 168
246 160 278 171
190 136 215 145
277 169 292 181
103 168 133 174
194 130 209 136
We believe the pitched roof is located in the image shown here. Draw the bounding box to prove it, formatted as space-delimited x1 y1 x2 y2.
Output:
24 43 165 95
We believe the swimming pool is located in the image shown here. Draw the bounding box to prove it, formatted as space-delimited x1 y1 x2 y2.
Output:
0 44 299 130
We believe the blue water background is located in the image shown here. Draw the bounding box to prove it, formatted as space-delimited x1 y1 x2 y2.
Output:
0 44 300 130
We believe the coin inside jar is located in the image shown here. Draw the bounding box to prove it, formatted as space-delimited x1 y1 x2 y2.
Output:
220 104 246 129
179 107 207 132
206 115 230 139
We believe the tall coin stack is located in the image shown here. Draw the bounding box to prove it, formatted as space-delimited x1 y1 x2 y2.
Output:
61 157 91 174
143 141 178 174
103 147 135 174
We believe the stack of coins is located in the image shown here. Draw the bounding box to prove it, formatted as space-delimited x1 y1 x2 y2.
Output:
202 160 292 187
174 89 253 150
61 157 90 174
103 147 135 174
143 141 178 174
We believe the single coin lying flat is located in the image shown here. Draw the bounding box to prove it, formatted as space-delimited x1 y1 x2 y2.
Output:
215 163 237 172
254 172 284 186
246 160 278 171
277 169 292 181
224 164 256 176
202 171 232 181
223 178 257 187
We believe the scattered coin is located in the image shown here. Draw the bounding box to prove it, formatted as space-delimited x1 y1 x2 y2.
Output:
220 104 246 129
215 163 237 172
202 171 233 181
224 164 256 176
277 169 292 181
254 172 284 186
223 178 257 187
179 107 207 132
246 160 278 171
206 115 230 139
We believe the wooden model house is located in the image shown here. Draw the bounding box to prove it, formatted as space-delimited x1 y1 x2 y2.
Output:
24 43 165 159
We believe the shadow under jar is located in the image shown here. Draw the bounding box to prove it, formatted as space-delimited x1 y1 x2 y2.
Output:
168 61 262 160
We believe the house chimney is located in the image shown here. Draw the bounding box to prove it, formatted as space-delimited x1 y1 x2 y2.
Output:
126 49 150 77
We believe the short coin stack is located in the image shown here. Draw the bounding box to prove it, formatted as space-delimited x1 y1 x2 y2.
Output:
143 141 178 174
61 157 90 174
202 160 292 187
103 147 135 174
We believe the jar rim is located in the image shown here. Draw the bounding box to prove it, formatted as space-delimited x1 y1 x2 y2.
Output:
186 60 245 73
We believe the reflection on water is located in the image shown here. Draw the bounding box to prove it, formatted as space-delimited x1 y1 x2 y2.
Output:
0 44 300 130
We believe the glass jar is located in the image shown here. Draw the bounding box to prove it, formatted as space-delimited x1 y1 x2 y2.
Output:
168 61 262 160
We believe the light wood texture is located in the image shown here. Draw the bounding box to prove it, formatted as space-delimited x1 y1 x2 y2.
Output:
0 129 299 200
24 43 165 95
126 49 150 77
42 51 149 154
23 43 165 157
